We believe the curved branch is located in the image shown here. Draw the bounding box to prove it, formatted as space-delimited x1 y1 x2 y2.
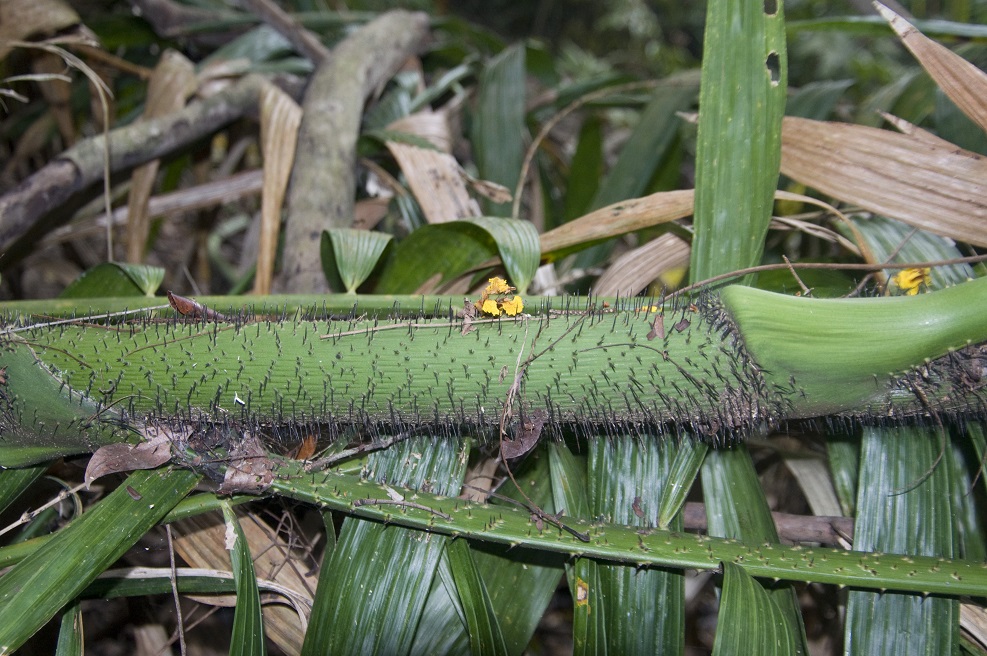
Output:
0 75 268 267
280 10 430 293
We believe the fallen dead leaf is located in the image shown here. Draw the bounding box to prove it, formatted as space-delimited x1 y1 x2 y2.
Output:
85 432 172 487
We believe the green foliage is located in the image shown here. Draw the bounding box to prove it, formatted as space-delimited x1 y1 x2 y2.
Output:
59 263 164 298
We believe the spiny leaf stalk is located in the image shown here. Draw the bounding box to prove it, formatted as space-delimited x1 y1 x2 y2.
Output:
1 277 986 466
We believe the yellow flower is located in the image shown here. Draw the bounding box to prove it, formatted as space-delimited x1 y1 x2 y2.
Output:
480 299 501 316
893 268 931 295
500 295 524 316
485 277 513 294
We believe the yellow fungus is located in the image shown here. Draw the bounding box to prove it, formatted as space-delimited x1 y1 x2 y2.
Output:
481 299 501 316
500 296 524 316
892 268 931 295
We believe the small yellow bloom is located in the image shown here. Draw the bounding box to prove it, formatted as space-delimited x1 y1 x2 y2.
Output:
893 268 931 295
480 299 501 316
500 295 524 316
485 277 513 294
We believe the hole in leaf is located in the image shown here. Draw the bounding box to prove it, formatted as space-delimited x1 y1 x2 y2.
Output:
765 51 780 85
764 0 778 15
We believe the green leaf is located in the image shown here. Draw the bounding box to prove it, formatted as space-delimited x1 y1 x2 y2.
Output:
0 464 46 516
587 438 684 656
301 437 468 656
826 436 859 518
202 24 311 72
658 439 707 529
472 43 526 216
948 439 986 562
712 562 800 656
785 79 853 120
472 449 564 656
412 555 471 656
375 217 539 294
445 539 509 656
320 228 393 293
0 468 200 653
0 342 126 467
466 217 540 294
591 73 699 211
59 262 165 298
563 114 604 223
55 603 83 656
274 461 987 598
844 426 959 655
702 448 808 654
570 74 698 271
547 443 603 655
223 502 266 656
788 15 987 40
691 0 787 284
375 221 497 294
842 215 974 290
935 89 987 156
967 423 987 498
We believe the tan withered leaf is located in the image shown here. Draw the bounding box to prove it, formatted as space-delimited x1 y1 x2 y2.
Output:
125 50 197 263
388 110 452 153
0 0 79 61
781 116 987 248
172 511 317 653
386 141 480 223
254 83 302 295
85 433 173 488
540 189 695 259
216 432 275 495
876 2 987 135
32 52 76 146
594 232 690 297
459 168 513 204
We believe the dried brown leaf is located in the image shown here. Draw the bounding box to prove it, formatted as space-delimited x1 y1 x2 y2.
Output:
167 291 230 322
540 189 695 259
387 110 452 153
501 409 547 460
85 433 172 487
781 116 987 247
353 197 391 230
292 435 317 461
172 510 317 653
876 1 987 135
460 169 513 204
0 0 79 61
216 432 275 495
386 141 479 223
254 83 302 294
594 232 691 297
125 50 197 263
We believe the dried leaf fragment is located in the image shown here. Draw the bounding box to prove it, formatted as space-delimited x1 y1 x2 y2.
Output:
291 435 317 461
647 314 665 341
85 433 173 487
167 291 230 322
461 298 478 336
501 409 547 460
217 432 275 495
876 2 987 135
